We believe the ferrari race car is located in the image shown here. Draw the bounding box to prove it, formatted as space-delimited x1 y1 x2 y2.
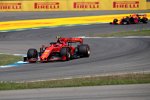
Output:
110 14 148 25
24 37 90 63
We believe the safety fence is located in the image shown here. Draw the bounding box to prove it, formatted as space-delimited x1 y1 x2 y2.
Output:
0 0 148 11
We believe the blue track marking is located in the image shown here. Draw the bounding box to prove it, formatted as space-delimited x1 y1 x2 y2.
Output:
0 61 28 68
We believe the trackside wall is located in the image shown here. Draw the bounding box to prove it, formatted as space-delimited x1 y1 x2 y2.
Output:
0 0 148 11
147 2 150 9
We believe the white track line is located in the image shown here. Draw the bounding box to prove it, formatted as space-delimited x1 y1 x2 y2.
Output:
78 36 150 38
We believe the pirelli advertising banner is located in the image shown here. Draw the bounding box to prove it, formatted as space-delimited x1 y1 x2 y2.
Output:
108 0 146 10
0 0 67 11
0 0 147 11
68 0 101 10
33 0 67 11
0 1 22 11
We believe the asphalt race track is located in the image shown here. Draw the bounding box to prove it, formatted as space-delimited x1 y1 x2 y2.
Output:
0 84 150 100
0 11 150 81
0 11 150 100
0 10 150 21
0 22 150 81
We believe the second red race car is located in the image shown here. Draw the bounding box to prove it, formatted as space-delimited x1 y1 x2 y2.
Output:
110 14 148 25
24 37 90 63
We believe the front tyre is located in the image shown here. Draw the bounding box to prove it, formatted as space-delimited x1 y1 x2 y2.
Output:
60 48 71 61
27 48 38 63
113 19 118 24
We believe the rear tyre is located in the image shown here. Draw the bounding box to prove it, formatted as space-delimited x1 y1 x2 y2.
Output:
141 18 148 24
27 48 38 62
122 21 128 25
122 19 129 25
60 48 70 61
78 44 90 57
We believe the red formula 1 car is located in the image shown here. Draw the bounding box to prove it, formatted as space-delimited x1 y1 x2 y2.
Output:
24 37 90 63
110 14 148 25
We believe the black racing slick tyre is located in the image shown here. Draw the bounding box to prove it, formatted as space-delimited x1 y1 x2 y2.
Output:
60 48 71 61
122 21 128 25
113 19 118 24
78 44 90 57
27 48 38 60
122 19 129 25
141 18 148 24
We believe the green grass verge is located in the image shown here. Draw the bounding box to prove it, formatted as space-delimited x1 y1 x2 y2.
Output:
0 73 150 90
97 29 150 37
0 54 22 66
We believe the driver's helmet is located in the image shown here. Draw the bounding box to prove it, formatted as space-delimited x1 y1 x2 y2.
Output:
56 36 61 43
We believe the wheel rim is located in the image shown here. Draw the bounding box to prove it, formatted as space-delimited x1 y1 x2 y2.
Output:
67 52 71 59
87 50 90 55
123 22 127 24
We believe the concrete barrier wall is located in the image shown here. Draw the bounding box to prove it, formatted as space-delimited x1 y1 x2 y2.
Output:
0 0 148 11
